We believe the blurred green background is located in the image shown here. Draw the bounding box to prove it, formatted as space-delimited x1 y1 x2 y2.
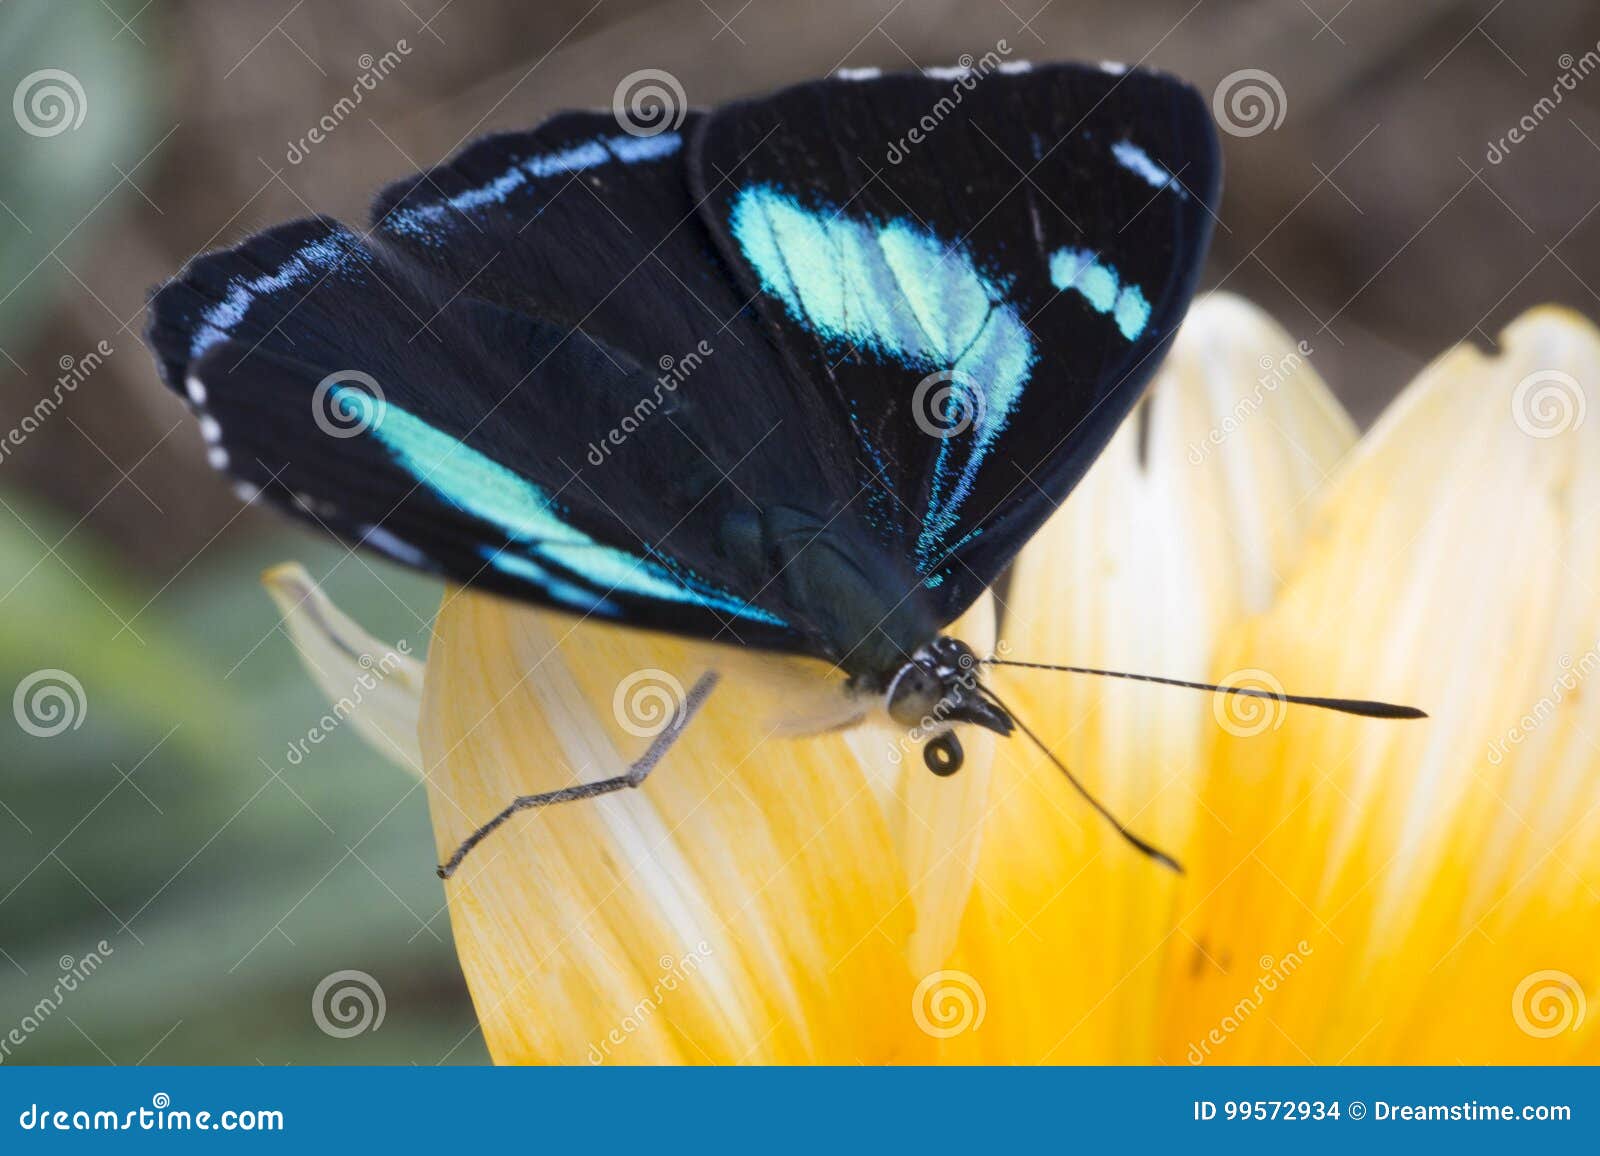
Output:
2 0 1597 1063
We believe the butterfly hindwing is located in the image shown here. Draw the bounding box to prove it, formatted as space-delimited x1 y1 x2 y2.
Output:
146 211 810 649
690 62 1220 620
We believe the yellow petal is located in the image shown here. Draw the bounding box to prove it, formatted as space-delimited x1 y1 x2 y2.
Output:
948 294 1359 1061
843 594 998 974
423 589 947 1064
1167 306 1600 1063
262 562 426 774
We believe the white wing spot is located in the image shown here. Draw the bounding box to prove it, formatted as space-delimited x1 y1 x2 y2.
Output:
361 525 429 567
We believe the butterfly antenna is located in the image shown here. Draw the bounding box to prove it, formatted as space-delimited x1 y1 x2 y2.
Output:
982 659 1426 720
978 684 1183 874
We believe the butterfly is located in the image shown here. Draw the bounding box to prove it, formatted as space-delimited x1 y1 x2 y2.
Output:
144 60 1422 878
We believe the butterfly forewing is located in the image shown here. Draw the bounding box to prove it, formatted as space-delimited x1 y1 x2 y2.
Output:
690 62 1220 621
147 148 815 649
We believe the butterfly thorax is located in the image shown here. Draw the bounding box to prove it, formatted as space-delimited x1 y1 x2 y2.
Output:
719 503 939 680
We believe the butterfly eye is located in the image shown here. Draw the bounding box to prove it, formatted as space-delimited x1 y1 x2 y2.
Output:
886 661 944 727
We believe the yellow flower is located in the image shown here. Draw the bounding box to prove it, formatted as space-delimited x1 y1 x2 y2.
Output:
268 295 1600 1064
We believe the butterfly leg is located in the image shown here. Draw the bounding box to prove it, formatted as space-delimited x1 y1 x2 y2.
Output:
436 671 720 880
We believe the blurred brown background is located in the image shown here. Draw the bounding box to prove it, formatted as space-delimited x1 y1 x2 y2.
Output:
2 0 1597 1063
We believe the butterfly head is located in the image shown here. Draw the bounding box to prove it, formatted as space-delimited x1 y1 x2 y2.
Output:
884 636 1014 776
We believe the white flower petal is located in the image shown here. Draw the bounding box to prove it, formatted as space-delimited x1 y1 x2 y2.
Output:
262 562 425 775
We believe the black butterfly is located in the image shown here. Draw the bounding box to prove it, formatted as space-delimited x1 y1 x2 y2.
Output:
145 61 1421 878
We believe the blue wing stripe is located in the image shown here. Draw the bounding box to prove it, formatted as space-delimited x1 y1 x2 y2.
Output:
384 132 683 244
190 232 370 360
339 388 785 626
1048 247 1151 341
481 549 623 618
1111 139 1188 199
727 184 1037 572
